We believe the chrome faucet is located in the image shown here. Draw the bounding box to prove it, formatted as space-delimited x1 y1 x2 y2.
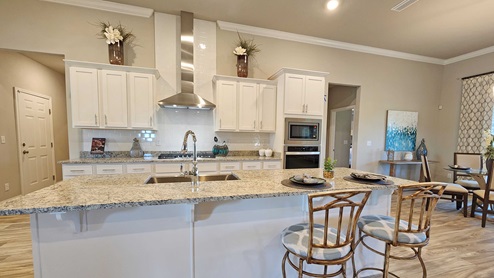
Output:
181 130 199 191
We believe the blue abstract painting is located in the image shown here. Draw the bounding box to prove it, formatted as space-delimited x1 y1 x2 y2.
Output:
385 110 418 151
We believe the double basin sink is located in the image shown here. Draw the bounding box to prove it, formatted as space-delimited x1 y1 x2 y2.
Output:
145 174 239 184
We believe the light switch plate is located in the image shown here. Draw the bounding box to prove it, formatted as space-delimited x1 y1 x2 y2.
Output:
0 136 5 144
366 140 372 146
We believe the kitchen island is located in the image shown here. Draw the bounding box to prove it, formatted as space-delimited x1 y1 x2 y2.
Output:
0 168 411 278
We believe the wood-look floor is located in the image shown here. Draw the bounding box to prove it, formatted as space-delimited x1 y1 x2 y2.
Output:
0 198 494 277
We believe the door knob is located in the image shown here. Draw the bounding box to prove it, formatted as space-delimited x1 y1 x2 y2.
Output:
23 150 29 154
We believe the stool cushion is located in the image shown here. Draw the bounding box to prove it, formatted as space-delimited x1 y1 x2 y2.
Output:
357 215 427 244
281 223 350 261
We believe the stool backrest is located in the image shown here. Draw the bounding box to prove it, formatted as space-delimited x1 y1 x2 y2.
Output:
307 190 371 263
393 182 446 246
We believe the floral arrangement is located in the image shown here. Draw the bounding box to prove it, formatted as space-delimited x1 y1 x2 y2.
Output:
98 22 135 45
483 130 494 159
233 32 260 57
324 157 337 172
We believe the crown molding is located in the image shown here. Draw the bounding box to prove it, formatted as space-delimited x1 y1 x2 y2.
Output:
444 45 494 65
217 21 444 65
41 0 154 18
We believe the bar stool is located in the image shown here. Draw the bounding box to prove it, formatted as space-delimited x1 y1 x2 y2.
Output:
281 189 372 277
355 182 447 277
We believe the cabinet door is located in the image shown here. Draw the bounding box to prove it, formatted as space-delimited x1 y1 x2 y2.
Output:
258 84 277 132
215 80 237 131
101 70 128 128
304 76 325 116
70 67 100 127
128 73 155 129
284 74 305 115
238 82 258 131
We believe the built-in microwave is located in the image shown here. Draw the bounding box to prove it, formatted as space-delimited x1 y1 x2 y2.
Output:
284 118 321 145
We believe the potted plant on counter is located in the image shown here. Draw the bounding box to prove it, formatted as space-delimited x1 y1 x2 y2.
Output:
324 157 337 179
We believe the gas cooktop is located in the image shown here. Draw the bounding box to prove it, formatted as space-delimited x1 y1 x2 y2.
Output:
157 152 216 159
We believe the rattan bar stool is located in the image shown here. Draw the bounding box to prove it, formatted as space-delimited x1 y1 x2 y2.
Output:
354 182 447 278
281 189 372 278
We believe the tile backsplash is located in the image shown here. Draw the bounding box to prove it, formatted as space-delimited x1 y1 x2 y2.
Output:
82 108 273 154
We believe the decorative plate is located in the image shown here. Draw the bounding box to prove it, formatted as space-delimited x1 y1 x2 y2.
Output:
448 165 470 170
350 173 386 182
289 176 326 185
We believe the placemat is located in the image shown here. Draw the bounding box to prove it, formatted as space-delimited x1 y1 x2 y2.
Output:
281 179 333 189
343 176 394 186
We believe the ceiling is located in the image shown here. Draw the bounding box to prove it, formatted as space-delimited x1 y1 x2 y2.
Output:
112 0 494 60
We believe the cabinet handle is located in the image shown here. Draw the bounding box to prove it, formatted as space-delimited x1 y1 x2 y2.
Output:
70 169 85 172
105 115 108 125
102 169 116 172
302 104 305 113
260 121 263 129
219 119 222 128
253 121 256 129
150 116 152 126
95 114 98 125
132 168 145 171
305 104 308 113
225 166 235 169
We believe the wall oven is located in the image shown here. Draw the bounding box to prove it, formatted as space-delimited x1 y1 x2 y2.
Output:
285 118 321 145
284 145 320 169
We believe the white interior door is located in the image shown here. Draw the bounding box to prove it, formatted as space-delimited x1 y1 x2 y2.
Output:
328 106 354 168
15 88 55 194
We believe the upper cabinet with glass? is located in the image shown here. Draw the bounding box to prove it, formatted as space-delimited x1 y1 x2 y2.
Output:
66 60 158 130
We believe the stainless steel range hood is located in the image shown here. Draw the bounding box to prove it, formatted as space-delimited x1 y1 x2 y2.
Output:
158 11 216 110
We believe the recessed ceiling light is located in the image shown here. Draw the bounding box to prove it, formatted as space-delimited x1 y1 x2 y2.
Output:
327 0 340 10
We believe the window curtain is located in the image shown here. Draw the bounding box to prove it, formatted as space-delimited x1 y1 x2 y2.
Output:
457 73 494 153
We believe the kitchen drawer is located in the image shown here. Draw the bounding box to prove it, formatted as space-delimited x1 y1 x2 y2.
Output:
62 164 93 179
126 163 152 174
190 162 218 174
242 161 262 170
220 162 241 172
96 164 123 175
155 163 184 174
263 161 282 170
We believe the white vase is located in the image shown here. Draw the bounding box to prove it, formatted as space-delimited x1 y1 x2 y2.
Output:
404 152 413 161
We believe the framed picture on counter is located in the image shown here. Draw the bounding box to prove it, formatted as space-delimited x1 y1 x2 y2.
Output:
90 138 106 154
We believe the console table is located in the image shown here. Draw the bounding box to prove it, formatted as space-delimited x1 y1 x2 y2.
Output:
379 160 437 181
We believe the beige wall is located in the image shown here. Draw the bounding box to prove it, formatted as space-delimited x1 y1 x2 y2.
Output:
0 50 68 201
0 0 155 67
217 30 444 173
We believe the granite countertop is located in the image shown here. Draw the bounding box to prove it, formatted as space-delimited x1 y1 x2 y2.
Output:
0 168 411 216
59 156 281 164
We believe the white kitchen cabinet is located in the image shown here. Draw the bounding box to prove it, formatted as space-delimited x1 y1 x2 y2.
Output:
66 60 158 129
242 161 262 170
258 84 277 132
219 162 241 174
213 75 277 132
126 163 152 174
238 82 258 131
96 164 124 175
214 80 238 131
155 163 185 176
62 164 93 180
128 73 155 129
262 161 282 170
270 68 329 118
100 70 128 128
69 67 100 127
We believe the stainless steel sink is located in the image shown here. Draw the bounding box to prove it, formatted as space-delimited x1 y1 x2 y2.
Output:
145 174 239 184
